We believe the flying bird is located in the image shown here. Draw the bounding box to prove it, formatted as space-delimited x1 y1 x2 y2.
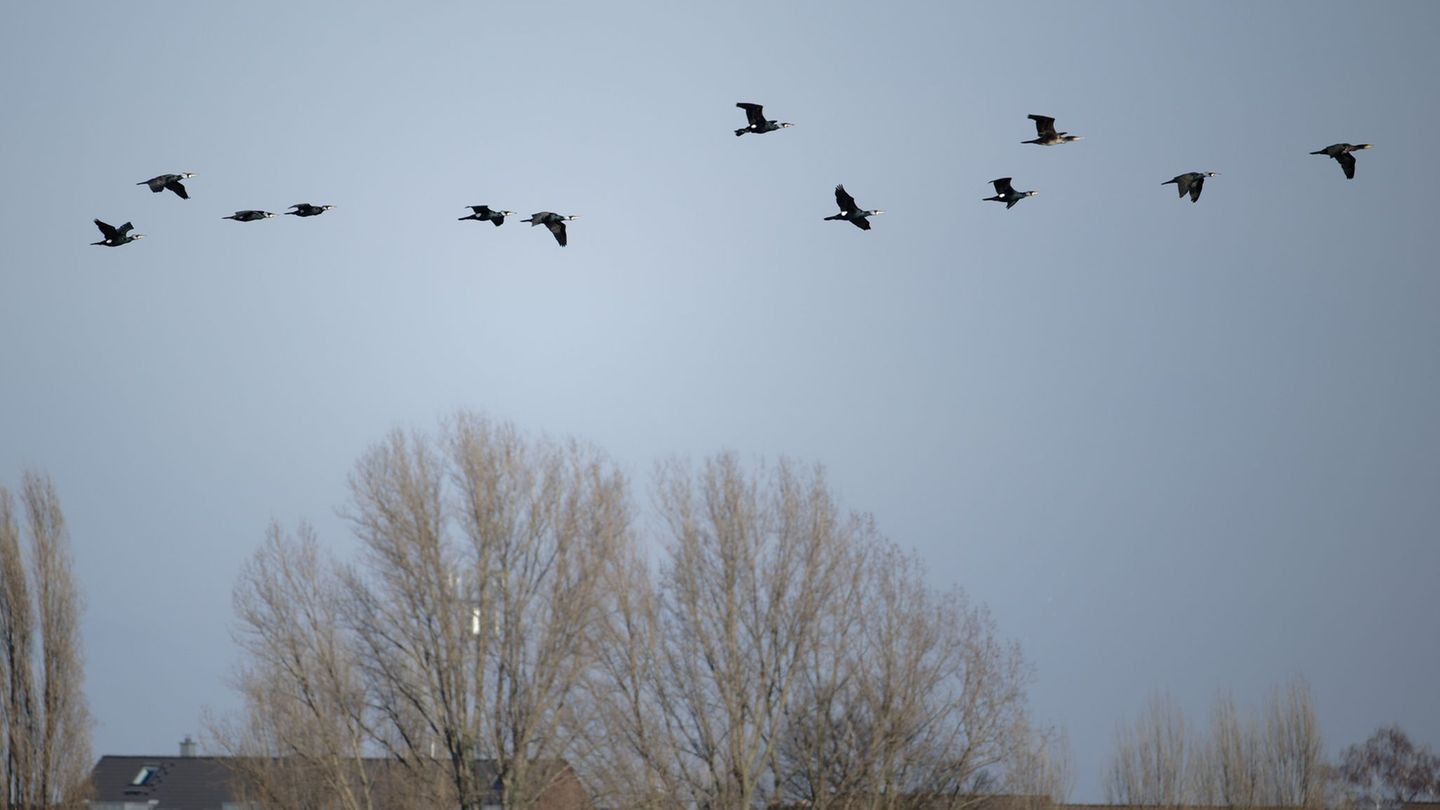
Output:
522 212 579 247
825 185 884 230
1163 172 1218 203
459 205 513 226
734 102 793 137
983 178 1038 209
1022 115 1082 145
285 203 335 217
223 210 277 222
138 173 197 199
1310 143 1371 179
91 218 144 247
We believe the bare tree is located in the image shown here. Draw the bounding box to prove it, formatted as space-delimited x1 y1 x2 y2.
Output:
1258 677 1326 808
211 521 378 810
339 414 629 810
0 471 92 810
225 429 1044 810
590 455 1037 810
1340 725 1440 809
1003 723 1074 808
1109 678 1332 810
1105 691 1190 807
780 542 1032 810
1191 691 1261 809
601 455 862 810
218 414 629 810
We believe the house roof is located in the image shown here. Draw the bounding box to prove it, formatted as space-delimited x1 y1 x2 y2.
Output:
90 756 236 809
89 754 575 810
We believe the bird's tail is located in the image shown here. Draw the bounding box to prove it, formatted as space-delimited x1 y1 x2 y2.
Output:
1309 149 1326 155
1161 179 1176 185
458 215 477 220
734 128 747 137
824 214 844 221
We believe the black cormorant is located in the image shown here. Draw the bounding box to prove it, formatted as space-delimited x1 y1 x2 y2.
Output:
91 219 144 247
983 178 1037 209
825 185 884 230
1023 115 1082 145
735 103 793 137
286 203 335 217
223 210 277 222
138 173 197 199
1310 143 1371 180
522 212 578 246
1163 172 1218 203
459 205 513 226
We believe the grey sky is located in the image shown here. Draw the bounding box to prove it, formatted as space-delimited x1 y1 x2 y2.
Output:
2 0 1437 799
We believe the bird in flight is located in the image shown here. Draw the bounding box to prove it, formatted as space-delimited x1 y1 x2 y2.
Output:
523 212 579 246
983 177 1038 209
223 210 277 222
91 218 144 246
459 205 514 226
825 185 884 230
286 203 336 217
138 173 197 199
1310 143 1372 180
734 102 793 137
1162 172 1218 203
1022 115 1082 145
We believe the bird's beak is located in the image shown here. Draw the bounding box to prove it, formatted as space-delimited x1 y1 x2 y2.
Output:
874 210 886 215
134 234 146 239
1358 144 1372 149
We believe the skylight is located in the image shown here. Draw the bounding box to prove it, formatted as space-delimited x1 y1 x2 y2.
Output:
130 766 158 786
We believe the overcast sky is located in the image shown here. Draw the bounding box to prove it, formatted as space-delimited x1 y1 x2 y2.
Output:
2 1 1438 800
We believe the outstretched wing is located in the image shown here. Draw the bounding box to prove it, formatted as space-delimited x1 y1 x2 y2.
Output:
1188 177 1204 202
491 213 506 226
991 177 1016 195
545 220 568 247
165 179 189 199
736 102 766 127
471 205 494 215
1028 114 1057 137
94 219 120 240
850 217 872 230
1337 152 1357 179
834 185 858 213
1172 175 1193 198
117 222 134 236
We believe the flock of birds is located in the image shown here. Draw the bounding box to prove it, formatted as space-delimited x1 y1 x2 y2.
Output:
90 104 1374 247
90 171 338 247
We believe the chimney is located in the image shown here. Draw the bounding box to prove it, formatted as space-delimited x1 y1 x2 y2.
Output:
179 736 197 758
